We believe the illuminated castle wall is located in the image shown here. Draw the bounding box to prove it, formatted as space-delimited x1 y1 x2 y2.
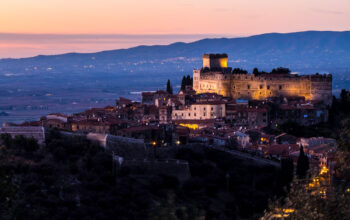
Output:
193 54 333 105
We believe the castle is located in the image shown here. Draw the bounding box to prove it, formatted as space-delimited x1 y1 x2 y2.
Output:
193 54 333 105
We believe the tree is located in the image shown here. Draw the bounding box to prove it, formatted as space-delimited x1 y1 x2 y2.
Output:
340 89 350 113
166 79 173 94
296 146 309 179
181 76 186 91
180 75 193 91
263 180 350 220
339 118 350 151
232 68 248 74
279 158 294 191
271 67 291 74
186 75 191 87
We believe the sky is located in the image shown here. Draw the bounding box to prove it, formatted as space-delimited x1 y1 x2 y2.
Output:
0 0 350 58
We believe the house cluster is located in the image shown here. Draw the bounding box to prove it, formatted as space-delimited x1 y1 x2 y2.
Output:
8 81 334 167
3 53 334 168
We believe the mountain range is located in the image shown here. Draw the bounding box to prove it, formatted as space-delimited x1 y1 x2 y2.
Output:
1 31 350 76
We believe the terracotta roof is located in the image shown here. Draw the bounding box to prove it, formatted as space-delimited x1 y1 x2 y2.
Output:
47 113 70 117
266 144 299 156
194 101 226 105
117 97 133 104
120 125 160 132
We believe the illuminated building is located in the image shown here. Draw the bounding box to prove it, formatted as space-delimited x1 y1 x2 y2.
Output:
193 54 333 106
172 101 225 120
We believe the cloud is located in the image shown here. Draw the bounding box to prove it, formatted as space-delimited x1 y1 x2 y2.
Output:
311 8 344 15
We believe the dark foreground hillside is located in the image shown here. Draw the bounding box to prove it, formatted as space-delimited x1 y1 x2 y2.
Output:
0 130 290 220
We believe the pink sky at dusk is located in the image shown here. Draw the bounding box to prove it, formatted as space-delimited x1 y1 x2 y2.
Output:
0 0 349 58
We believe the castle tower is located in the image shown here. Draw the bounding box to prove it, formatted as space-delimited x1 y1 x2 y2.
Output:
202 54 228 69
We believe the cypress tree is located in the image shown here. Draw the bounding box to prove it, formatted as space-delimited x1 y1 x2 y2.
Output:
181 76 186 91
296 146 309 178
186 75 191 86
166 79 173 94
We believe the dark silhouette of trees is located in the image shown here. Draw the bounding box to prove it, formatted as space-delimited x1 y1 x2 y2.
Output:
0 131 288 219
232 68 248 74
270 67 291 74
296 146 309 178
180 75 193 91
166 79 173 94
339 118 350 151
181 76 186 91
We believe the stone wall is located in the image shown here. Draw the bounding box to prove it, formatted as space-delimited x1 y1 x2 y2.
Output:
0 126 45 145
117 159 191 182
193 71 333 105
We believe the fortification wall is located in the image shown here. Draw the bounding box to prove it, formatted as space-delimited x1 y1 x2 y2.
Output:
193 71 332 105
118 159 191 182
106 134 147 159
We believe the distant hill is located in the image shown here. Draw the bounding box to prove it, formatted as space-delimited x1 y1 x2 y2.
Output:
1 31 350 75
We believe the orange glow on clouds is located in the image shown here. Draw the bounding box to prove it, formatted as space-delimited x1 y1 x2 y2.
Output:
1 0 349 58
1 0 350 35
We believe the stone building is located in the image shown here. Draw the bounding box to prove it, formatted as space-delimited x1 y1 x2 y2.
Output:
172 101 226 120
193 54 333 106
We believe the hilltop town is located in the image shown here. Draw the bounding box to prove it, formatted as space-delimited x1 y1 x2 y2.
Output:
1 53 350 219
1 54 337 169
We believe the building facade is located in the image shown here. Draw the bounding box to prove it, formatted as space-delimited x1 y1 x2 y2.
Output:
172 102 226 120
193 54 333 106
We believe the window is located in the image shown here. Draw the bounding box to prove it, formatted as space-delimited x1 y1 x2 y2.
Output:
211 113 214 117
211 107 213 111
194 113 196 116
260 85 263 89
247 85 250 89
267 85 270 90
204 113 206 116
279 85 282 90
194 107 196 110
188 113 191 116
204 107 206 111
